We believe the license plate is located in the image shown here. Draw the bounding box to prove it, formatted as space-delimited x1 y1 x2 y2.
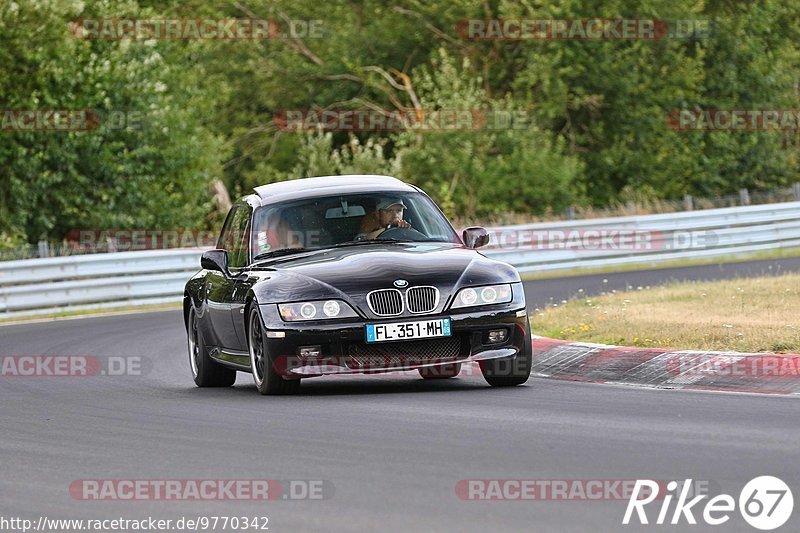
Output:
366 318 451 343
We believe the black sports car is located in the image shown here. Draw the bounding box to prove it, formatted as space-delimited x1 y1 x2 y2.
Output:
184 175 532 394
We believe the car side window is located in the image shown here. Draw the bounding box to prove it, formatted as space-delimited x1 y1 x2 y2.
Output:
217 206 238 251
227 205 252 269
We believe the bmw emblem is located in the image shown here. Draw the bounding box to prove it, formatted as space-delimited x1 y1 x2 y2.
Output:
393 279 408 288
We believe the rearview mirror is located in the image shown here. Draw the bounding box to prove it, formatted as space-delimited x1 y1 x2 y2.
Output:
201 249 228 273
463 227 490 249
325 205 366 219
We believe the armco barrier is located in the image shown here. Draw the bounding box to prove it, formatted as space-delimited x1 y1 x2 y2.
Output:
0 249 203 316
2 201 800 317
482 200 800 272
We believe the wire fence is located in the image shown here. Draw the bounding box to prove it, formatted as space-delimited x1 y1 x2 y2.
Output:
455 183 800 228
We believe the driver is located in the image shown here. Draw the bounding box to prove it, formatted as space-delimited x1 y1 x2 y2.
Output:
355 198 411 241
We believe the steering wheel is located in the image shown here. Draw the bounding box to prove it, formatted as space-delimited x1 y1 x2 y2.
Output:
377 226 427 240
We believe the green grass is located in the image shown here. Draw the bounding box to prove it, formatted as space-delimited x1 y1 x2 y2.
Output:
534 273 800 353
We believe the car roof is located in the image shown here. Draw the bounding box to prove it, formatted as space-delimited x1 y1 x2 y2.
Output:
252 175 417 205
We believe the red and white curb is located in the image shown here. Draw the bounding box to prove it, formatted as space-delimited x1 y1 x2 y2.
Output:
531 336 800 395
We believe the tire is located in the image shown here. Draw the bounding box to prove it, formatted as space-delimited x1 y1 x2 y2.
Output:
248 307 301 395
187 308 237 387
479 326 532 387
419 362 462 379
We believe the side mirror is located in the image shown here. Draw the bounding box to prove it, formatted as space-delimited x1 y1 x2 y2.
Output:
201 249 228 273
463 227 490 249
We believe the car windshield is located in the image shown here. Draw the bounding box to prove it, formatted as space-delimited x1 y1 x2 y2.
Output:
250 191 461 258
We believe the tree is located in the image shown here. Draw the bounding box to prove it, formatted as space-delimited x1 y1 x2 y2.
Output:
0 0 224 246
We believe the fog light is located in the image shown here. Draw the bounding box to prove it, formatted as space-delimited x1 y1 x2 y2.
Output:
487 329 507 343
299 345 321 358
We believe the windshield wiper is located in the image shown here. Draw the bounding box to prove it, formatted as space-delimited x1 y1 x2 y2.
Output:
252 247 312 261
253 240 414 261
333 239 412 248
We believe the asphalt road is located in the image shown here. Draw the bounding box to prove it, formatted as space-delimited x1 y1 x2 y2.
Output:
524 255 800 308
2 257 800 532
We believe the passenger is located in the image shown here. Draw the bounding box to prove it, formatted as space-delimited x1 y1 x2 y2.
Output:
255 211 304 255
276 217 304 249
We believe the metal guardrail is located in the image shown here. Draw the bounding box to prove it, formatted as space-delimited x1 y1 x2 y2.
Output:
482 201 800 273
2 201 800 318
0 250 204 317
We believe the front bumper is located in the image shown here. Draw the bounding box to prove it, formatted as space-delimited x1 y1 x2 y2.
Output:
258 303 531 377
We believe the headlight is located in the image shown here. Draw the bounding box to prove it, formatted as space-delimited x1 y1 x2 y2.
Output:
322 300 340 317
450 284 513 309
278 300 358 321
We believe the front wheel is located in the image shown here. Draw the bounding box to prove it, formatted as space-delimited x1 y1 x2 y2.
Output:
479 325 532 387
480 352 531 387
187 308 236 387
248 307 300 395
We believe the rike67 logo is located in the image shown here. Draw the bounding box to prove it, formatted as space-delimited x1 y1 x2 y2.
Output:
624 476 793 530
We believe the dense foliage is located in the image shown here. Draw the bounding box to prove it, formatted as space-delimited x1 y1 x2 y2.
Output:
1 0 798 244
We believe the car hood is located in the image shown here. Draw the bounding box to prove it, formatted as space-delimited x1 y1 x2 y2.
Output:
248 243 519 313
